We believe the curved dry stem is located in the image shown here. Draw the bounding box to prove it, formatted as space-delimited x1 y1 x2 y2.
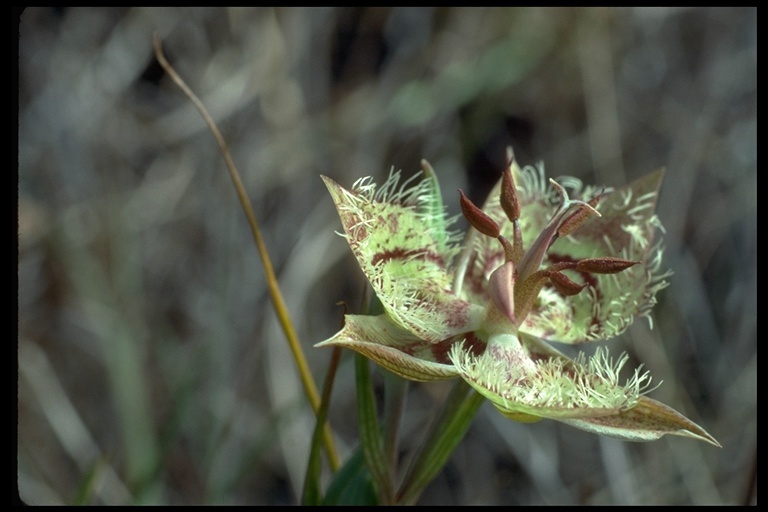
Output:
153 34 339 471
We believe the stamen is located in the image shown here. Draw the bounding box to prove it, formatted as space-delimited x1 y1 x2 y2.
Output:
498 235 516 263
500 166 525 264
549 271 587 296
557 193 604 238
501 165 521 224
459 190 501 238
549 178 569 207
575 257 639 274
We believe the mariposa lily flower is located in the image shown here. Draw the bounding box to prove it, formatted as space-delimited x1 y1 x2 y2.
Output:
318 148 718 446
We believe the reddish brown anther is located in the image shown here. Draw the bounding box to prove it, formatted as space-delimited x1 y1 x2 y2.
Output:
549 271 588 296
501 166 521 223
575 257 639 274
501 155 525 263
459 190 500 238
557 193 604 238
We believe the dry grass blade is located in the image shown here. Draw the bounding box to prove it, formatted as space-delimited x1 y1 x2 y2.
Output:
152 33 339 472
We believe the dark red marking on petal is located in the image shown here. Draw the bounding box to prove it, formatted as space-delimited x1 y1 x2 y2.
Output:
371 247 445 267
463 332 487 356
429 331 487 364
438 298 471 329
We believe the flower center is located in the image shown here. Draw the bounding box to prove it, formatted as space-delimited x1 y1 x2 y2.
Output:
458 149 639 327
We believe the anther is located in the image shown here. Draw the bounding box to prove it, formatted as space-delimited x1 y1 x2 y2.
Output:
557 193 604 238
548 271 588 296
459 190 500 238
575 257 639 274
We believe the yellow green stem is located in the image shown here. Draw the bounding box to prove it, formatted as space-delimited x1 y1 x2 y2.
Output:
153 34 340 471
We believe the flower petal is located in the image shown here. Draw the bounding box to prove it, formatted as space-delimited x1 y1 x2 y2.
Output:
315 314 462 381
451 333 655 421
323 173 484 343
467 163 668 344
559 396 721 446
530 169 668 343
452 330 719 446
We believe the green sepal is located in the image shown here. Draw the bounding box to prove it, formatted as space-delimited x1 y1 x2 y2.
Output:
316 314 460 382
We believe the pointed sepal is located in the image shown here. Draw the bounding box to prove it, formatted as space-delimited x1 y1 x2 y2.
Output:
560 396 721 446
316 314 461 382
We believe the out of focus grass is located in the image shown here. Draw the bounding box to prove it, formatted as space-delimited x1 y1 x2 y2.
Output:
18 7 755 505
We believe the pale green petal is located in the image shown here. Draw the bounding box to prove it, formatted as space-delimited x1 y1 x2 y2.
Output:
560 396 721 446
316 314 462 381
468 164 668 344
527 169 668 343
451 332 656 420
323 174 484 343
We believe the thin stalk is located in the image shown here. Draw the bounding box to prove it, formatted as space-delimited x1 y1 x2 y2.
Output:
302 346 342 505
153 34 339 471
382 372 407 487
355 354 394 504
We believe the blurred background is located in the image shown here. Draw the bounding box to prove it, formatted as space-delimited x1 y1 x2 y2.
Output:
17 7 755 505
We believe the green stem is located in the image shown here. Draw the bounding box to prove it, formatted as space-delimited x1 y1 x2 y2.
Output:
355 354 394 504
397 380 485 505
302 347 342 505
382 372 408 487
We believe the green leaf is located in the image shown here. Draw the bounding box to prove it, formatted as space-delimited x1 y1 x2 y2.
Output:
355 354 394 503
322 448 379 505
301 347 342 505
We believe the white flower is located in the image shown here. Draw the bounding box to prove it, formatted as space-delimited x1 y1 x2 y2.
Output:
318 148 718 446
